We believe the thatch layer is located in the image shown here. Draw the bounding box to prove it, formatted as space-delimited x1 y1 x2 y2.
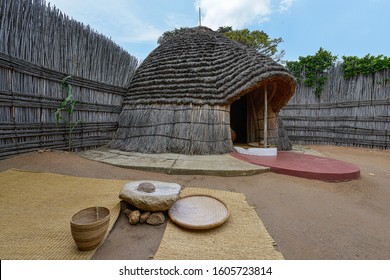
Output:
123 26 295 110
110 104 232 154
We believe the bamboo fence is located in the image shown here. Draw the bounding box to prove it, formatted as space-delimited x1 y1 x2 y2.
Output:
280 65 389 149
0 0 138 158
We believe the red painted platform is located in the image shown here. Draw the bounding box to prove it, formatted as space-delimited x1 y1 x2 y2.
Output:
231 151 360 181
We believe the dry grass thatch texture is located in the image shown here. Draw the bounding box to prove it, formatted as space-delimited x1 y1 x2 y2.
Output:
124 27 295 109
112 27 296 154
110 104 233 155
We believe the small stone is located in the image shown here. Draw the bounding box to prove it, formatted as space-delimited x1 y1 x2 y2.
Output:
139 211 151 223
137 182 156 193
129 210 141 225
146 212 165 225
123 208 132 217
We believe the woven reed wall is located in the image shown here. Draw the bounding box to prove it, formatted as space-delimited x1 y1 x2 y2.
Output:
280 65 389 149
0 0 138 159
110 104 232 155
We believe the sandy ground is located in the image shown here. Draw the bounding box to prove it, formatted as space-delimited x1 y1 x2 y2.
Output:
0 145 389 260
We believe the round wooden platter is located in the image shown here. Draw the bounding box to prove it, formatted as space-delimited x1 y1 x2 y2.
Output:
168 195 230 230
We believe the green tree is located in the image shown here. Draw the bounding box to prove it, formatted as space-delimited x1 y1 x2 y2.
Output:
286 48 337 97
342 54 390 78
158 26 285 61
217 26 285 61
157 27 192 45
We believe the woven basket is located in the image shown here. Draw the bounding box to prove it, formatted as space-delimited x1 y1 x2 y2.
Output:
70 206 110 251
168 195 230 230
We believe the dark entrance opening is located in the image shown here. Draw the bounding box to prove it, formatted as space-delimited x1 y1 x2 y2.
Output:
230 94 248 144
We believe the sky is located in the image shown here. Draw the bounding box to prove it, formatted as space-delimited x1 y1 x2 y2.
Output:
46 0 390 62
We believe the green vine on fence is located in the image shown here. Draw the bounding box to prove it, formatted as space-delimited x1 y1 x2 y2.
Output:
342 54 390 79
55 76 82 151
286 48 337 97
287 50 390 97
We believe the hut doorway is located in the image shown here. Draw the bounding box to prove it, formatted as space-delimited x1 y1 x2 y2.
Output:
230 95 248 144
230 85 273 147
230 82 292 150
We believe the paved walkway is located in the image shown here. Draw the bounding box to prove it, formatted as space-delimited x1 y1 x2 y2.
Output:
79 148 269 176
80 147 360 181
231 151 360 181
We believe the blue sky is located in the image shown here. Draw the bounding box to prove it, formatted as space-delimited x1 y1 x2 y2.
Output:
47 0 390 62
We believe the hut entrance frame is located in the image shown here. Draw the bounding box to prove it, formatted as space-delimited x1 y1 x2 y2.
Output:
229 82 278 147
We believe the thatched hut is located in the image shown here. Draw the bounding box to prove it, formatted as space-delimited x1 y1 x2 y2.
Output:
110 26 296 155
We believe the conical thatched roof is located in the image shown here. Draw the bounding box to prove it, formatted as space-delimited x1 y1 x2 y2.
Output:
123 26 295 110
111 26 296 155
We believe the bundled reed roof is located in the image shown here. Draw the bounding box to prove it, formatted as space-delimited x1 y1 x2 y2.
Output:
124 26 295 109
111 26 296 155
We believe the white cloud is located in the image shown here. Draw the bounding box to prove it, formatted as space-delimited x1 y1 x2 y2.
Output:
48 0 163 43
197 0 271 29
196 0 294 29
46 0 296 59
279 0 294 12
119 25 162 43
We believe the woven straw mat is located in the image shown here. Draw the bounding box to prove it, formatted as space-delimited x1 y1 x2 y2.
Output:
0 169 123 260
154 187 284 260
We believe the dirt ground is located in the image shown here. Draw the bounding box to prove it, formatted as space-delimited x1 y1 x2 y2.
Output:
0 145 389 260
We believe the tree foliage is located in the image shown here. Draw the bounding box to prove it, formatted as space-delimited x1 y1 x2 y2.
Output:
287 49 390 97
158 26 285 61
286 48 337 97
216 26 284 61
342 54 390 78
157 27 193 45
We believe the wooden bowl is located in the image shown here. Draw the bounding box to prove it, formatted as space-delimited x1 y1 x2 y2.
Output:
70 206 110 251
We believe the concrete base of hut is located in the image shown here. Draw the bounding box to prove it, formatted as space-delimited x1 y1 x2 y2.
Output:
80 146 360 182
79 147 269 177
